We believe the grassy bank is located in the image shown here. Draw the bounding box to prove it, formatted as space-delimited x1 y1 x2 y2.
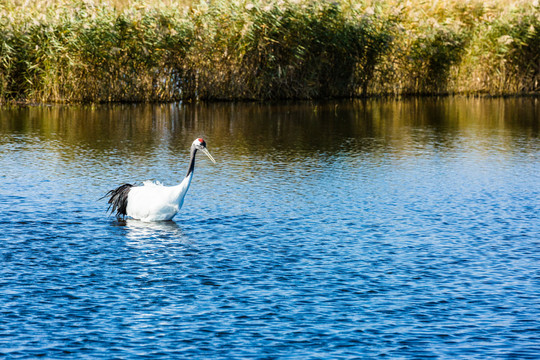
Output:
0 0 539 103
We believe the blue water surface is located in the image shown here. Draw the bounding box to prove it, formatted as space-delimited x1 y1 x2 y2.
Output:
0 99 539 358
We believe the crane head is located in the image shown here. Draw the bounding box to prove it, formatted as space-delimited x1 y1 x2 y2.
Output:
192 138 216 163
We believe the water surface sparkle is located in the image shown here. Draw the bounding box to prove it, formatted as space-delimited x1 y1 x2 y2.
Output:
1 99 539 358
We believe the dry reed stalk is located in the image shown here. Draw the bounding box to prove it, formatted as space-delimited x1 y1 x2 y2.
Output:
0 0 538 104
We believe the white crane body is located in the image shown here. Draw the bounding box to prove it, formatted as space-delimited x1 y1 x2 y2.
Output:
104 138 215 222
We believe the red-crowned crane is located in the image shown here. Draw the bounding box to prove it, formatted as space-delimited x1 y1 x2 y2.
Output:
104 138 216 221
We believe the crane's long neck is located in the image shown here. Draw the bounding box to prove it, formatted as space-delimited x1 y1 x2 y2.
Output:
171 146 197 207
186 146 197 178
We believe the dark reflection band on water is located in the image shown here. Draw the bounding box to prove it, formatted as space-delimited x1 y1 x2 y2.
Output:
0 98 539 359
1 98 538 155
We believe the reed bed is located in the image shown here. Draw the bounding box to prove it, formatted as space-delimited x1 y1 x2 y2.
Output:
0 0 539 103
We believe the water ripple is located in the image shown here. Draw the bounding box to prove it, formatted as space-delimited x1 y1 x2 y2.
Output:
1 100 539 359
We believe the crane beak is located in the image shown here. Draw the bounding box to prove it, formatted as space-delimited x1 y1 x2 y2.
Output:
201 148 216 163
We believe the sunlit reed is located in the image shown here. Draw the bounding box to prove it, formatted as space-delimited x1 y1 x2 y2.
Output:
0 0 538 103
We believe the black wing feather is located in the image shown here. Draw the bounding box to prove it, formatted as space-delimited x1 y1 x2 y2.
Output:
102 184 133 218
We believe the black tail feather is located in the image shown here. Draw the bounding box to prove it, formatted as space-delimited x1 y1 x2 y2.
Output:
102 184 133 218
